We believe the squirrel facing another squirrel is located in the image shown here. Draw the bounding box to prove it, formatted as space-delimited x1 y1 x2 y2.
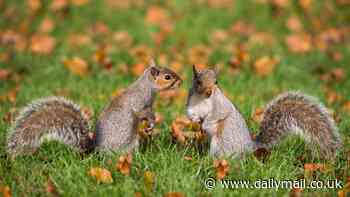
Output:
7 61 182 157
6 63 342 159
187 65 342 158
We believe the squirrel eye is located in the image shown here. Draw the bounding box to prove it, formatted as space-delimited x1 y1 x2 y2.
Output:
164 74 172 80
215 80 218 84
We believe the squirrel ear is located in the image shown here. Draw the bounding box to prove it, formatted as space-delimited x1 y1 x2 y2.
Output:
149 58 156 67
192 65 199 78
150 66 160 77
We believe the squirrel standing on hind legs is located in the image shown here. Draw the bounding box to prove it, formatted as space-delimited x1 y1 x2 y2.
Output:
186 65 342 158
7 60 182 157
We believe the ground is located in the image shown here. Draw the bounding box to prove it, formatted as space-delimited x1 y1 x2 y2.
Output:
0 0 349 196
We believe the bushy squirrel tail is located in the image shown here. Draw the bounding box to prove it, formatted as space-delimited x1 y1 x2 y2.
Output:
254 91 342 158
7 97 93 158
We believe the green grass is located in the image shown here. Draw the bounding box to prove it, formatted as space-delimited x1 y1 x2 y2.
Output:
0 0 349 196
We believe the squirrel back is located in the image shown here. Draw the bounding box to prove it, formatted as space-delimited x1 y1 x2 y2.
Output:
187 65 342 158
7 97 92 157
255 91 342 158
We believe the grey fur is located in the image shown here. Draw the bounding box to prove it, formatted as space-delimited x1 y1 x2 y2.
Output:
7 65 181 157
187 68 341 158
7 97 91 157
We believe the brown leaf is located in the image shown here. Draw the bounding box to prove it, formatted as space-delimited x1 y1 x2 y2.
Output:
164 192 186 197
50 0 68 11
285 34 312 53
325 89 342 104
28 0 41 11
145 6 169 26
113 31 133 49
0 185 11 197
299 0 312 10
68 33 92 48
63 57 89 77
213 159 229 180
251 107 264 123
171 120 186 144
184 156 193 161
130 45 152 63
144 170 155 193
188 45 211 65
304 163 328 178
0 68 10 81
116 153 132 176
254 56 278 76
131 63 146 76
39 17 55 33
253 147 271 161
290 187 303 197
286 16 303 32
342 101 350 115
30 34 56 55
45 179 58 196
89 167 113 183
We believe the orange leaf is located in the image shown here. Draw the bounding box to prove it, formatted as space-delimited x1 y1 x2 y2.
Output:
39 17 55 33
0 185 11 197
145 6 169 26
213 159 230 180
0 69 10 81
30 34 56 55
63 57 89 77
131 63 146 77
116 153 132 176
45 179 58 196
286 16 303 32
89 167 113 183
71 0 89 6
164 192 186 197
50 0 68 11
290 187 303 197
285 34 312 53
251 107 264 123
254 56 278 76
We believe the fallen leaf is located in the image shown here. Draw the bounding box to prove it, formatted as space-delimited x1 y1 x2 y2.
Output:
45 179 58 196
63 57 89 77
285 34 312 53
50 0 68 11
213 159 229 180
144 170 155 193
325 89 342 104
0 68 10 80
116 153 132 176
131 63 146 76
304 163 328 178
184 156 193 161
113 31 133 49
145 6 169 26
28 0 41 11
286 16 303 32
68 33 92 48
89 167 113 183
30 34 56 55
208 0 233 8
338 180 350 197
253 147 271 161
230 21 255 36
299 0 312 10
271 0 289 8
290 187 303 197
164 192 186 197
39 17 55 33
342 101 350 115
130 45 152 63
253 56 279 76
188 45 211 65
0 185 11 197
251 107 264 123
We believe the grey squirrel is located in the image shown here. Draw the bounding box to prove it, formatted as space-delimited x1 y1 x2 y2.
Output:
7 61 182 157
186 65 342 158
